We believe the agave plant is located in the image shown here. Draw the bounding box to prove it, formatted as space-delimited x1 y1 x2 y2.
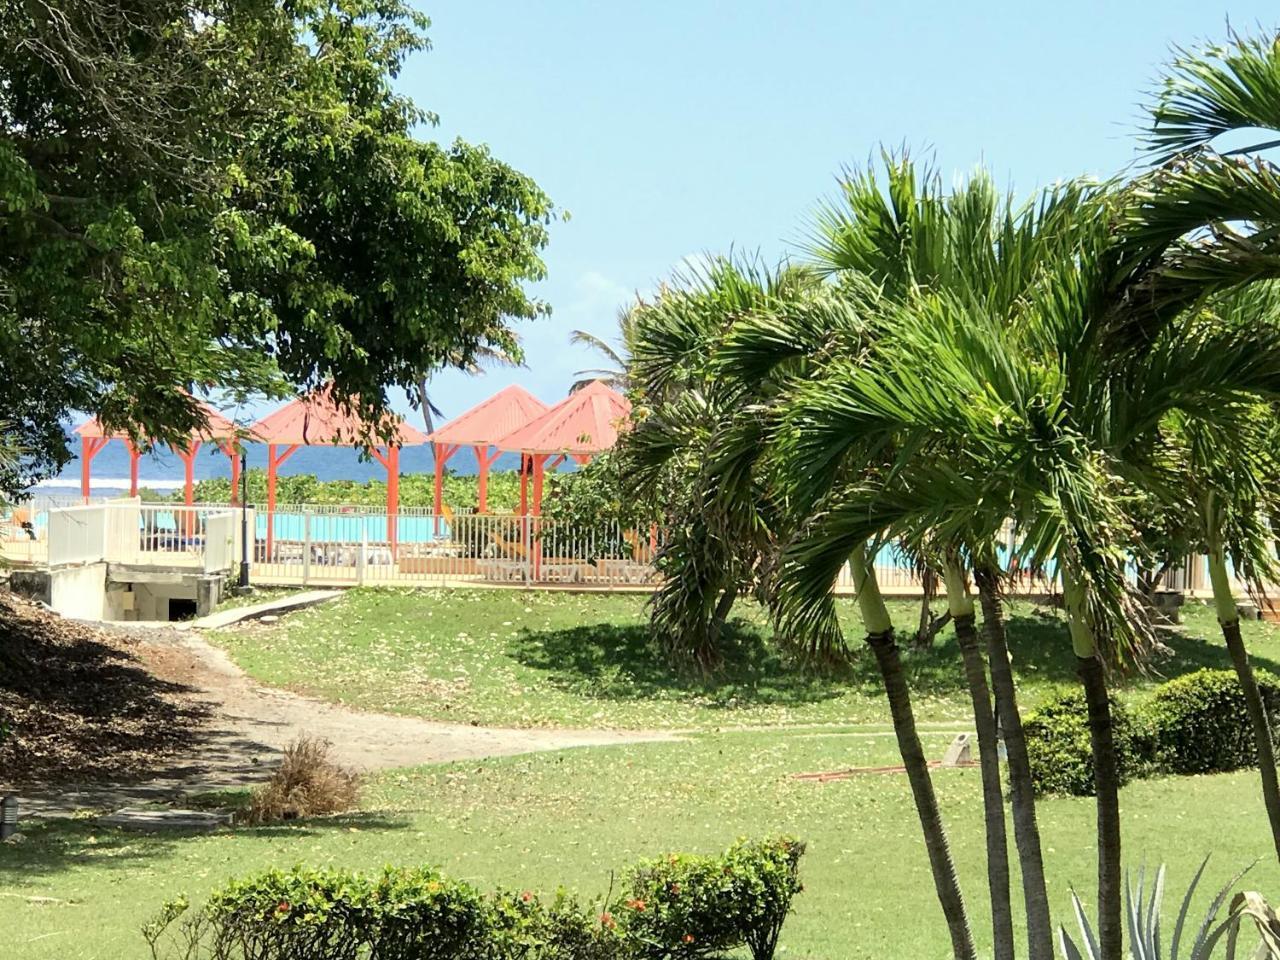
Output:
1058 859 1280 960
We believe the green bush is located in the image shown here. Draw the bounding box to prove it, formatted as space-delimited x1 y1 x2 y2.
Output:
366 866 490 960
488 888 627 960
1023 689 1155 797
621 836 805 960
144 838 805 960
145 865 487 960
1144 668 1280 776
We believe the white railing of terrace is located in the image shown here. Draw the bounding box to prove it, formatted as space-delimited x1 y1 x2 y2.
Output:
39 501 239 572
203 511 237 574
46 504 108 566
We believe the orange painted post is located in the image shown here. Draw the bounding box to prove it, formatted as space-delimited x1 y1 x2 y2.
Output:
431 442 457 535
474 445 492 514
177 442 201 536
80 436 108 502
226 445 241 505
127 441 140 497
433 443 445 517
386 445 400 554
266 443 277 558
519 455 529 515
531 453 547 581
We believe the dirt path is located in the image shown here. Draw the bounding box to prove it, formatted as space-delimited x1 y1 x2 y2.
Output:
18 626 675 817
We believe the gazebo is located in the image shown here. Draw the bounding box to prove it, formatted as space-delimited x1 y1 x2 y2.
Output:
250 387 428 554
496 380 631 517
425 385 548 515
75 401 241 505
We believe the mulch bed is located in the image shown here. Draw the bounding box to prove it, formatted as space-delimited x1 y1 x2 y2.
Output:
0 593 209 786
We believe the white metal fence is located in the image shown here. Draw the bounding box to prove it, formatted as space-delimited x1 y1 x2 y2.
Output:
10 498 1242 596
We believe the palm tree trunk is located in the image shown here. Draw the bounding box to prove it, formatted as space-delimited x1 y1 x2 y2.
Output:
943 558 1013 960
706 585 737 650
418 377 436 435
852 549 976 960
1063 569 1122 960
1206 545 1280 861
975 564 1053 960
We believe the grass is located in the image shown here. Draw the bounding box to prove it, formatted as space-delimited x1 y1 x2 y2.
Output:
210 588 1280 729
5 729 1279 959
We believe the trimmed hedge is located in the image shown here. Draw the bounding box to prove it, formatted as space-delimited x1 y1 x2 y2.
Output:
1145 668 1280 775
1024 669 1280 796
1023 688 1154 797
144 837 805 960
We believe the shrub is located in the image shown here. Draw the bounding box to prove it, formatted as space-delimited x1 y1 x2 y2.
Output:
1144 668 1280 776
366 866 490 960
246 736 360 824
1023 688 1154 797
144 865 487 960
621 836 805 960
143 838 806 960
487 888 628 960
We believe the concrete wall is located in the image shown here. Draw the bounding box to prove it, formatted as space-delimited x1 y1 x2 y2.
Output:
47 562 106 620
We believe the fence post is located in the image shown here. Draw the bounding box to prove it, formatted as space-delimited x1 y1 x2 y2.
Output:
358 531 367 586
302 511 312 586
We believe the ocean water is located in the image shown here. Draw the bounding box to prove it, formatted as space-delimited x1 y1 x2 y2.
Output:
36 436 526 496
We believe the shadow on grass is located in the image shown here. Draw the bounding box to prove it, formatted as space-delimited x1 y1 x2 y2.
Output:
508 619 858 712
0 811 411 881
509 600 1280 715
995 605 1280 692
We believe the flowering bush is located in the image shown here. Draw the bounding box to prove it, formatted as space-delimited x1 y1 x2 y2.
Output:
144 865 486 960
487 888 628 960
143 838 805 960
621 836 806 960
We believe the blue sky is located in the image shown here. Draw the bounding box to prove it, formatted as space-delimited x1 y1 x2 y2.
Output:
405 3 1276 423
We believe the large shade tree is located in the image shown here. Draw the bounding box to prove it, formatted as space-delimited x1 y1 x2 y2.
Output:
0 0 553 492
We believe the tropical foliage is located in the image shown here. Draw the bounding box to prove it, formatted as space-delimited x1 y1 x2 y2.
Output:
0 1 553 495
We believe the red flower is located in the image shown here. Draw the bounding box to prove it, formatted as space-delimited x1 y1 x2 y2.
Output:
599 911 616 929
683 934 695 943
521 891 534 903
625 898 646 911
276 901 291 914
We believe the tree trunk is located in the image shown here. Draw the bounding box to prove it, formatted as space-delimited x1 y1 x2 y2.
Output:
975 565 1053 960
706 585 737 651
1063 569 1121 960
852 550 976 960
1077 654 1122 960
1207 547 1280 861
944 559 1014 960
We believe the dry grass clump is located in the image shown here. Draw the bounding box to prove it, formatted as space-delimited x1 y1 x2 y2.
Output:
246 735 360 824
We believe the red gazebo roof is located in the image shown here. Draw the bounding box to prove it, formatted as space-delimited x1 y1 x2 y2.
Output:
496 380 631 455
427 385 549 446
250 387 427 447
75 400 238 443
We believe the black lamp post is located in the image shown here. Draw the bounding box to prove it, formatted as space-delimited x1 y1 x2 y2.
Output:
238 451 250 589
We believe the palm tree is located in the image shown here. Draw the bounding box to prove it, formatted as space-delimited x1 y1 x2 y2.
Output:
621 256 823 666
785 155 1088 960
415 342 521 435
1140 31 1280 864
569 305 637 392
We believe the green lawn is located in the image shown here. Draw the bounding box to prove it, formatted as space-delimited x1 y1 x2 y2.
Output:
210 588 1280 729
6 729 1278 959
